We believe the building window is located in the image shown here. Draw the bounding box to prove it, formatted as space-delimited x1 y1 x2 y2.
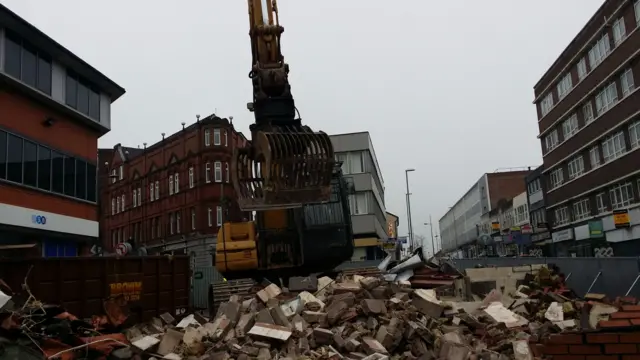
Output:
596 192 607 214
527 178 541 194
336 151 365 175
620 68 635 97
217 206 223 226
174 173 179 193
116 196 121 213
636 0 640 25
224 130 228 147
176 212 181 233
111 198 115 215
562 113 579 139
205 162 211 183
169 175 174 195
602 131 626 163
348 192 369 215
589 146 601 168
567 156 584 179
573 198 591 221
595 82 618 115
191 208 196 230
583 102 594 124
577 57 587 80
133 189 137 207
119 166 124 180
554 207 569 226
630 121 640 149
556 73 573 100
170 213 175 234
214 161 222 182
612 17 626 46
110 169 116 184
610 182 634 209
151 218 156 239
550 168 564 189
3 30 52 95
225 162 229 183
540 93 554 117
208 207 213 227
0 130 98 202
150 183 155 201
214 129 221 145
121 194 125 211
156 217 161 237
189 167 194 188
155 181 159 199
588 33 611 68
137 187 141 205
545 130 559 152
204 129 211 146
65 70 100 120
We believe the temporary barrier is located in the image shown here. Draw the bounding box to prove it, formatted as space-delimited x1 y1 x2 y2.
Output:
191 266 224 310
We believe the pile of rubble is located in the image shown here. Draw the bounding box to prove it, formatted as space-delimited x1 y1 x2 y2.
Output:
3 260 640 360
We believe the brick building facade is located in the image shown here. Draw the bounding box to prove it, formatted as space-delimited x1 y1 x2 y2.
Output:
99 114 247 257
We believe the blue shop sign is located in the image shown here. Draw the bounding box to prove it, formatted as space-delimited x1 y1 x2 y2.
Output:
31 215 47 225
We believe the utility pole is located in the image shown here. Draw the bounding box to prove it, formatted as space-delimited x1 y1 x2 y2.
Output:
405 168 415 250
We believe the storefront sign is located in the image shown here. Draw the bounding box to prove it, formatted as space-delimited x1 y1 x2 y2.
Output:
613 209 630 228
552 229 574 243
478 234 492 245
531 231 551 243
31 214 47 225
588 220 604 238
109 281 142 302
521 224 533 234
491 222 500 232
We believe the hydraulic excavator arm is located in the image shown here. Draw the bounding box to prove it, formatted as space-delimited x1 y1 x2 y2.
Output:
232 0 335 211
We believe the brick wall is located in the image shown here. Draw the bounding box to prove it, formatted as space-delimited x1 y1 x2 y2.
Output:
534 331 640 359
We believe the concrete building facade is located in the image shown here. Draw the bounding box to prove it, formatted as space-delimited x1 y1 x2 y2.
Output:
330 132 386 261
525 166 552 255
439 169 531 257
0 4 124 258
533 0 640 255
100 115 248 264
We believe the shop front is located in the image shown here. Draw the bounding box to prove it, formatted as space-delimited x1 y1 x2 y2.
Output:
570 220 610 257
529 230 551 256
602 207 640 256
551 228 574 257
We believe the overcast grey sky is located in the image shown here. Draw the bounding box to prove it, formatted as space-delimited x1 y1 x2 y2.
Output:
4 0 605 240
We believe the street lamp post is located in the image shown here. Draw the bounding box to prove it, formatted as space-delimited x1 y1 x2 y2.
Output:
423 214 436 257
405 168 415 251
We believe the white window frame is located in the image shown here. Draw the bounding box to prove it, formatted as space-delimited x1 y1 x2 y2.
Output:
588 33 611 68
137 187 141 205
155 181 159 199
612 17 626 46
208 208 213 227
204 129 211 147
206 162 211 183
527 179 540 195
550 168 564 189
133 189 137 207
119 165 124 180
636 0 640 25
349 193 369 215
567 156 584 179
217 206 223 226
577 57 587 80
174 173 179 193
191 208 196 230
556 73 573 100
589 146 601 168
620 68 635 97
602 131 626 163
545 130 559 152
111 198 115 215
176 212 181 233
629 120 640 149
595 82 618 115
189 167 194 188
562 113 579 139
111 169 116 184
573 198 591 221
170 213 175 234
610 182 634 209
596 192 607 214
121 194 125 211
582 102 594 124
224 130 228 147
554 207 569 226
150 183 155 201
214 161 222 182
540 93 554 117
213 129 221 146
225 162 230 183
169 176 174 195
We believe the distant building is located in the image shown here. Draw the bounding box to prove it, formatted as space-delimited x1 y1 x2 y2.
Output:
99 115 248 265
525 166 551 256
0 4 124 258
533 0 640 256
330 132 386 261
439 169 532 258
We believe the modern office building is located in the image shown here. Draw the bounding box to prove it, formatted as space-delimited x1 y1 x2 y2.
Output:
330 132 387 261
100 115 248 264
439 169 531 257
533 0 640 255
0 4 125 258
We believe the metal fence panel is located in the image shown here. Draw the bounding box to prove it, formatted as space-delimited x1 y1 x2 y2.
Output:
596 258 640 298
552 258 601 297
191 266 224 310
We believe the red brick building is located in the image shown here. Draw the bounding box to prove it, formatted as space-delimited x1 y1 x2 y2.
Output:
99 114 248 256
0 4 125 258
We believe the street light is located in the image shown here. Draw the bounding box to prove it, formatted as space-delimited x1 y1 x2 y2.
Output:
424 215 436 258
405 168 415 251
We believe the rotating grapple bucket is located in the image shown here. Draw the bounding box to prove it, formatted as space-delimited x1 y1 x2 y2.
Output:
232 125 335 211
